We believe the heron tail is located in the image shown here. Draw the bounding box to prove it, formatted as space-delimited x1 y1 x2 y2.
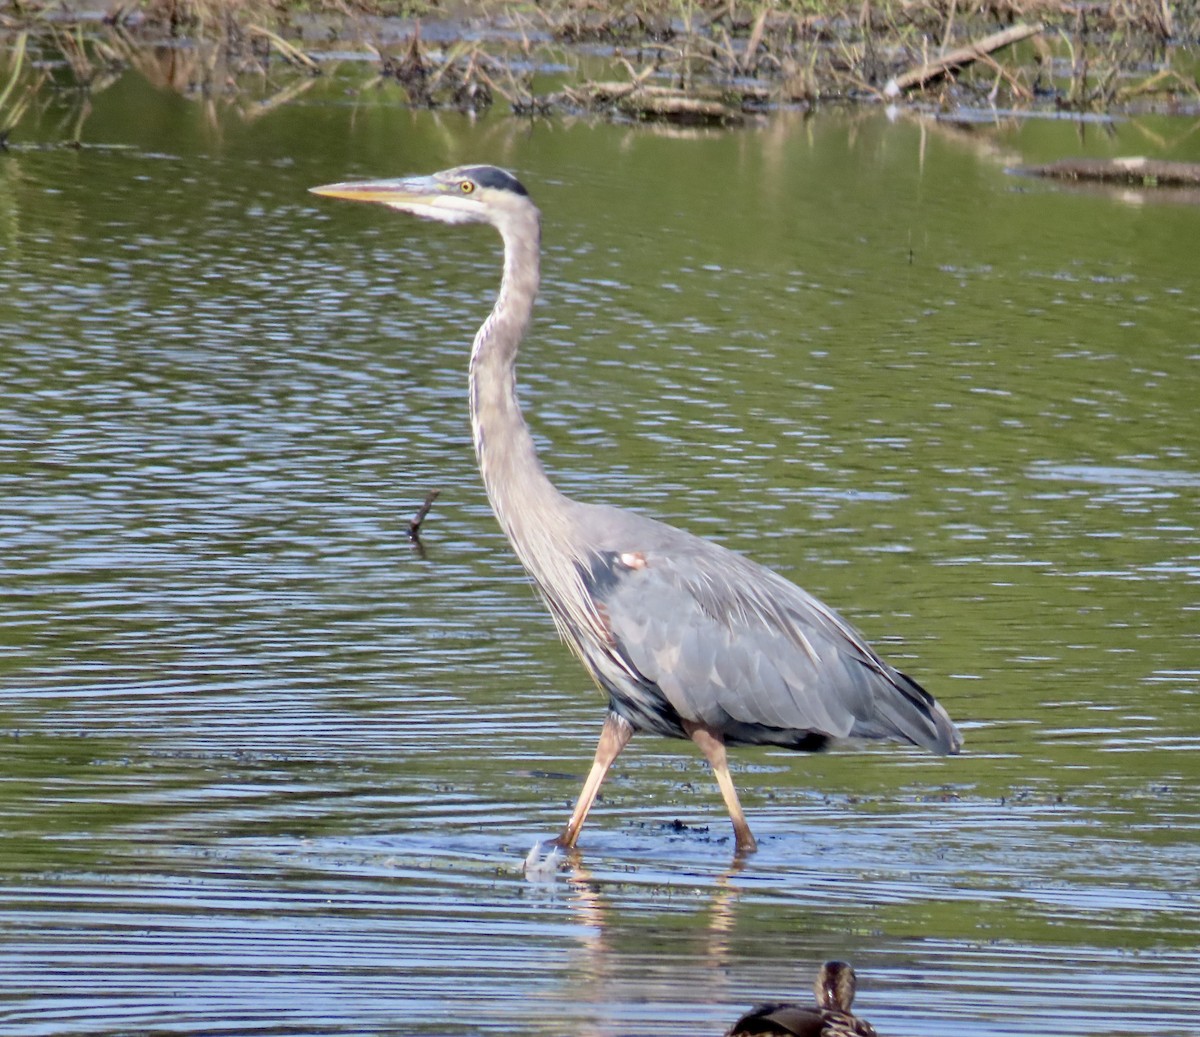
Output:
856 666 963 755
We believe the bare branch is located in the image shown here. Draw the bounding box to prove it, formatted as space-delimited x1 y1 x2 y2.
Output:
884 22 1043 97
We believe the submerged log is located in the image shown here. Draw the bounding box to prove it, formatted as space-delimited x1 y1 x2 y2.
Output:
573 81 747 124
1020 157 1200 188
884 22 1043 97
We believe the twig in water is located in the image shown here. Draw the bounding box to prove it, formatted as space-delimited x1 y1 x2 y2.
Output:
407 489 440 542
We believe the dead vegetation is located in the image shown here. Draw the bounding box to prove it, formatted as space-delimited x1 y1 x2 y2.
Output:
0 0 1197 141
528 0 1198 115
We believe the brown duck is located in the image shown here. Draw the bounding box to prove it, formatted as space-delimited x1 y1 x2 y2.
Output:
725 960 878 1036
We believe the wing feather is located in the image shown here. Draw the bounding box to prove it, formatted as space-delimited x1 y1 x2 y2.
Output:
576 524 957 752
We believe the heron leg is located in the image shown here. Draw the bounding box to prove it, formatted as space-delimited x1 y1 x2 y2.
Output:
553 710 633 849
684 721 758 854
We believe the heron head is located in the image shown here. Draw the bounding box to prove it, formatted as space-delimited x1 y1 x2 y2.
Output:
310 164 530 226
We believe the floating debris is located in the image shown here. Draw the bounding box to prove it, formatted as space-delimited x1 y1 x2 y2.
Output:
568 80 752 125
1018 156 1200 188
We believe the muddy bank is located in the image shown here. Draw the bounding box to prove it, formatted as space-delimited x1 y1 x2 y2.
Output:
1 0 1198 140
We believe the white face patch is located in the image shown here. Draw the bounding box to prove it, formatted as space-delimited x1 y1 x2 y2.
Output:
386 196 479 224
619 551 647 570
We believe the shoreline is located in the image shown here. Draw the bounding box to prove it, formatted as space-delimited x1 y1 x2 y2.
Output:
2 0 1198 144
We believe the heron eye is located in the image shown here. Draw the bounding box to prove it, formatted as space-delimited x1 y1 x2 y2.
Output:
460 181 475 194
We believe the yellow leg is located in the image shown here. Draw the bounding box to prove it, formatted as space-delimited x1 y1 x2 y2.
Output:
685 721 758 854
553 711 633 849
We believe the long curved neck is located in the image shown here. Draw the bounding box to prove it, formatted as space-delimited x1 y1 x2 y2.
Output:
469 206 570 568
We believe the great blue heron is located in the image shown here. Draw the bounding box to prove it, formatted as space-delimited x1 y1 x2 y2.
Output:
311 165 962 855
725 960 877 1036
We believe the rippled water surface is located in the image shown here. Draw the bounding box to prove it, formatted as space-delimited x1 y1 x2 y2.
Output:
2 76 1198 1036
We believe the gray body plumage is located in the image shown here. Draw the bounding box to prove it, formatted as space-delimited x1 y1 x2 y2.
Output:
311 164 962 854
547 498 957 754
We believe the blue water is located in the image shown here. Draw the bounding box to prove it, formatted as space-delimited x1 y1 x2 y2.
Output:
1 66 1198 1036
